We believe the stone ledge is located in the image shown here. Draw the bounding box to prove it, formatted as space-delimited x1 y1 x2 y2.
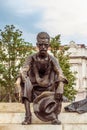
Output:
0 124 62 130
0 103 86 124
59 113 87 124
0 103 70 113
0 103 87 130
0 124 87 130
0 112 86 124
64 124 87 130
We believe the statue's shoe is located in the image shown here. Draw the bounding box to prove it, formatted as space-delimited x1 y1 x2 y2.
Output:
22 117 32 125
51 119 61 125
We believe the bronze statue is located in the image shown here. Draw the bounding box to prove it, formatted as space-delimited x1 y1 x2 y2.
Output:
15 32 68 125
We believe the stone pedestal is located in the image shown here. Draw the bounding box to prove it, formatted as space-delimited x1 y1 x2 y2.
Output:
0 103 87 130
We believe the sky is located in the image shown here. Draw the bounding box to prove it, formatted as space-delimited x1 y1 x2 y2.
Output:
0 0 87 45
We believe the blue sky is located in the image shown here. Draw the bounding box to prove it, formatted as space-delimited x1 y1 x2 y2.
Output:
0 0 87 45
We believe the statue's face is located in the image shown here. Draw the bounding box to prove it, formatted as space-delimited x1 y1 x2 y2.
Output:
37 38 50 56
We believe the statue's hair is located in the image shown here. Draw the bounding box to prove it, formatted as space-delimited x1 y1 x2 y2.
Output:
37 32 50 41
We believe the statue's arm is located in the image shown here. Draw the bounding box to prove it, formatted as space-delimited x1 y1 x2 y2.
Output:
50 55 62 75
15 55 33 99
19 55 32 82
50 55 68 84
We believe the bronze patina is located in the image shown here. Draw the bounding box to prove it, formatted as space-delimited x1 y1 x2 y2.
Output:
15 32 68 125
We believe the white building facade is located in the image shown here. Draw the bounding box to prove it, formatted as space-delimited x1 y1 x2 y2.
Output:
67 41 87 101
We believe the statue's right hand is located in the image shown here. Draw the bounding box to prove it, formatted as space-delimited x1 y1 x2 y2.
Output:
21 74 27 82
15 78 21 102
15 77 21 85
15 78 21 93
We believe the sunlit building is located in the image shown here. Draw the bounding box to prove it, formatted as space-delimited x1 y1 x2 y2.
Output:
67 41 87 101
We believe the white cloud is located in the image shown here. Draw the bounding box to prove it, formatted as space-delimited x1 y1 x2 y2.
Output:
3 0 87 44
36 0 87 34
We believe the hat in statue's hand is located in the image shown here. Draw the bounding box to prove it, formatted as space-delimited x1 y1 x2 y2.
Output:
33 91 58 122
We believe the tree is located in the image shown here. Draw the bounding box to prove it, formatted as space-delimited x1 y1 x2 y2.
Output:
0 25 33 102
50 35 77 101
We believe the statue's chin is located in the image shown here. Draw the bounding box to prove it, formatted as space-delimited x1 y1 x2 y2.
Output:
40 51 47 57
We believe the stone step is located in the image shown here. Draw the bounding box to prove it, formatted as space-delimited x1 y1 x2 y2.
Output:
0 103 70 113
64 124 87 130
0 111 86 124
0 124 87 130
0 124 62 130
0 103 86 124
0 103 86 130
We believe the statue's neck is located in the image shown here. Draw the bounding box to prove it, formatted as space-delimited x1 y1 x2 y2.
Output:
38 52 48 59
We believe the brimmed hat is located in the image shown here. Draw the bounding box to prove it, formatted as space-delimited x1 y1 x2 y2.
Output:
33 91 58 122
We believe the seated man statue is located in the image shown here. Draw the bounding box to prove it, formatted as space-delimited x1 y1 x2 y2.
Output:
15 32 68 125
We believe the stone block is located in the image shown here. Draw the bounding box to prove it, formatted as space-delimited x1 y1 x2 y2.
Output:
59 112 87 124
64 124 87 130
0 124 62 130
0 103 87 125
0 103 70 113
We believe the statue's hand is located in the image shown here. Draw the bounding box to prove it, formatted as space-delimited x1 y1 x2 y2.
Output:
15 77 21 102
21 73 27 82
59 76 68 84
54 93 63 102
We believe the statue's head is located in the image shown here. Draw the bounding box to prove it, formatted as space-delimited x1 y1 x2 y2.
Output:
36 32 50 57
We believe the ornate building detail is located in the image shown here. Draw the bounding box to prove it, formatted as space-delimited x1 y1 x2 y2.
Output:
67 41 87 101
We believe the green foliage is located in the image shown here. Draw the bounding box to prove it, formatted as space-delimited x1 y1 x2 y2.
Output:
50 35 77 101
0 25 33 102
50 35 61 57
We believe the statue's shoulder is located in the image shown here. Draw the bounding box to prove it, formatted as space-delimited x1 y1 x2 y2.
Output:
30 53 37 58
31 52 38 60
28 53 37 58
48 54 57 61
25 53 38 61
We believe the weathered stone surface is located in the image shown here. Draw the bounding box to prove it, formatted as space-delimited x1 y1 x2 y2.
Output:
0 103 87 130
0 103 87 124
59 112 87 124
64 125 87 130
0 112 87 124
0 124 87 130
0 113 48 124
0 103 70 113
0 103 25 113
0 124 62 130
